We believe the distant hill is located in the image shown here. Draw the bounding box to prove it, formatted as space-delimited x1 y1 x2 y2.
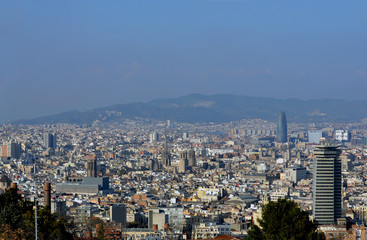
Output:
13 94 367 124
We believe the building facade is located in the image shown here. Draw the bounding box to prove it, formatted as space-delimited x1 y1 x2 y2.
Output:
277 112 287 143
110 204 127 228
308 130 323 144
44 133 57 148
313 145 342 225
178 151 187 173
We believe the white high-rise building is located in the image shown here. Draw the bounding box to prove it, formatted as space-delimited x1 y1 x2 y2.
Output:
150 132 159 143
44 133 57 148
285 165 306 183
7 141 21 159
335 130 350 142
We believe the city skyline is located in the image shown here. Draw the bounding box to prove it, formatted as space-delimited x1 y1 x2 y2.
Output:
0 2 364 236
0 116 364 239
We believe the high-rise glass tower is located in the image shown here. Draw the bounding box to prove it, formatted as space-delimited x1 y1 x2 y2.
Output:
44 133 57 148
313 145 342 225
277 112 287 143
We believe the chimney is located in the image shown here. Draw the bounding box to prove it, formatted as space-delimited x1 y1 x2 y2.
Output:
44 182 51 210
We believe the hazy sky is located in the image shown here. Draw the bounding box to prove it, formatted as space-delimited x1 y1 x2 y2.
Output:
1 1 366 121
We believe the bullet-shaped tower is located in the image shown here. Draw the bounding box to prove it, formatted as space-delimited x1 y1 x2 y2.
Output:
277 111 288 143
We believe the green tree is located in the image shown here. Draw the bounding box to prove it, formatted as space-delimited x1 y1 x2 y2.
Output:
24 208 74 240
0 188 33 232
247 199 325 240
0 188 74 240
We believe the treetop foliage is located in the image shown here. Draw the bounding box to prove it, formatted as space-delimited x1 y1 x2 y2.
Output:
0 188 73 240
247 198 325 240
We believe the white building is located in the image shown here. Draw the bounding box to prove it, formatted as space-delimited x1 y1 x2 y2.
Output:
192 223 231 239
335 130 350 142
150 132 159 143
285 165 307 183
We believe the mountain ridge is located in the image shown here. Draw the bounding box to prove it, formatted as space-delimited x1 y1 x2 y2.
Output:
13 94 367 124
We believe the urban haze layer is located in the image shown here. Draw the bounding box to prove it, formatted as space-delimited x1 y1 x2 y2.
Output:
1 111 367 239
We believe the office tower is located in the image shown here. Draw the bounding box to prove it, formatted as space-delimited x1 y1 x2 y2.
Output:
308 130 323 144
313 145 342 225
110 204 127 228
167 120 174 128
335 130 351 142
178 151 187 173
7 141 21 159
188 149 196 167
285 165 306 183
44 133 57 148
162 136 171 167
183 132 189 139
277 112 287 143
86 157 97 177
51 200 67 218
0 145 7 158
150 132 159 143
44 182 51 210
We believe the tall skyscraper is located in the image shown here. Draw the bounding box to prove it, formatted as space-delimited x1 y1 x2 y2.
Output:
277 111 287 143
86 157 97 177
44 133 57 148
313 145 342 225
7 141 21 159
150 132 159 143
110 204 127 228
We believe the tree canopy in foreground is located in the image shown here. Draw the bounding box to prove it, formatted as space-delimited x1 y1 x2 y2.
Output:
0 188 73 240
247 198 325 240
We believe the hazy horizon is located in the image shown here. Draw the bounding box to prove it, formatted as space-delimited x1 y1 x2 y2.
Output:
9 93 367 124
1 1 366 122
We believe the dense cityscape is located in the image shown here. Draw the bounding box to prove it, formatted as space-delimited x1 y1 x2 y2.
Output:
1 112 367 239
2 0 365 239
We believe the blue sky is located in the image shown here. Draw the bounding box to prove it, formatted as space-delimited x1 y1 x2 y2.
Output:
0 1 366 121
